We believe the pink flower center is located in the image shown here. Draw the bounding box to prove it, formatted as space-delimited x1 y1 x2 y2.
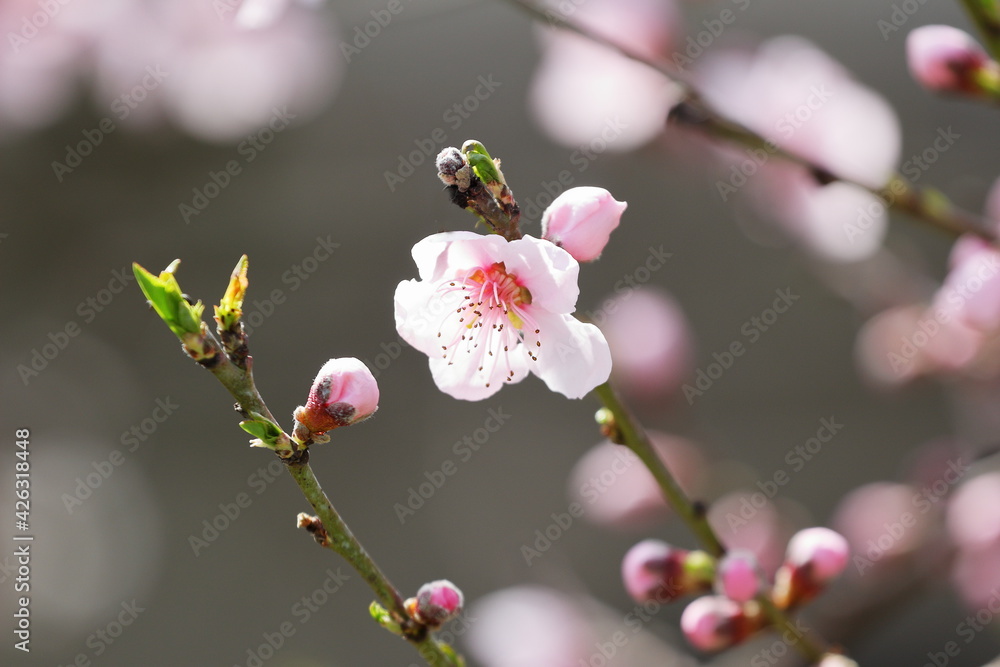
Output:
437 262 541 387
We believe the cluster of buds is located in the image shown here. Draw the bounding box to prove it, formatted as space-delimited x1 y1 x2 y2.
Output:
437 141 521 239
622 527 849 653
436 140 627 263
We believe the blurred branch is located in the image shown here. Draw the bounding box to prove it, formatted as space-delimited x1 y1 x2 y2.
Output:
500 0 997 245
960 0 1000 61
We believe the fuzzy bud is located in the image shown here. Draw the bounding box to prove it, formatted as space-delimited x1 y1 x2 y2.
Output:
680 595 762 652
773 527 849 608
906 25 993 94
716 550 762 603
293 358 379 436
541 186 626 262
621 539 714 604
408 580 464 627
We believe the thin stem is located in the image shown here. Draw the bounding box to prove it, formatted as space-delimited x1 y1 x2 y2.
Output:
500 0 998 245
594 382 828 661
594 382 723 556
286 461 460 666
960 0 1000 62
198 332 460 666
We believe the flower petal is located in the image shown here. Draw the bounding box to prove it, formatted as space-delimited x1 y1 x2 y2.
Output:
428 347 530 401
394 278 461 357
500 235 581 314
411 231 507 281
530 311 612 399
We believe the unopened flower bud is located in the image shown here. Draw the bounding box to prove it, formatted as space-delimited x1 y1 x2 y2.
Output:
906 25 995 95
716 550 762 603
293 358 379 436
680 595 762 652
436 147 472 190
817 654 859 667
541 186 626 262
621 539 714 604
407 579 464 627
773 527 849 608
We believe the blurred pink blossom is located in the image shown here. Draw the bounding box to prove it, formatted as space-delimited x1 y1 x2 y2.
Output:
693 36 901 262
832 482 928 567
0 0 339 141
568 432 705 529
716 549 761 603
600 288 694 398
529 0 681 151
465 587 591 667
947 472 1000 552
708 490 788 574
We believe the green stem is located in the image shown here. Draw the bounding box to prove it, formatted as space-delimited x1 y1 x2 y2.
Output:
500 0 998 246
286 461 459 666
594 382 724 556
196 332 460 666
960 0 1000 62
594 382 828 662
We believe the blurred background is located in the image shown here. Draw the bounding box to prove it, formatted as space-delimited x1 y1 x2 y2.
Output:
2 0 1000 665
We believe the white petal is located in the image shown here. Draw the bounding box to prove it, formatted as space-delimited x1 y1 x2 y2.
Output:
530 312 612 399
410 232 505 282
501 235 581 314
428 347 531 401
394 278 462 357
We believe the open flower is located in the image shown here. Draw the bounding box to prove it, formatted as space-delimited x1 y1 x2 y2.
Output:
394 232 612 401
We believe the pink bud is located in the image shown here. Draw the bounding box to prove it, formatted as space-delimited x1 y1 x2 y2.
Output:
786 527 850 582
906 25 990 93
541 187 626 262
621 540 715 604
716 550 761 602
412 580 464 626
680 595 758 652
294 358 379 434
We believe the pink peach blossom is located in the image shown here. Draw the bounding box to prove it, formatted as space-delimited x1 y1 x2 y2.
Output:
541 187 626 262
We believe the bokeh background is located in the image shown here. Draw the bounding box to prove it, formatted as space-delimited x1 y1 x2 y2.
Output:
2 0 999 665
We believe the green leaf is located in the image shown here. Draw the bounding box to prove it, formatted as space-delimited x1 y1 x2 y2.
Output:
133 261 205 340
369 602 403 636
461 140 502 187
238 412 285 448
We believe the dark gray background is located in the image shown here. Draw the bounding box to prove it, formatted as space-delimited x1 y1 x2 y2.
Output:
2 0 998 665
